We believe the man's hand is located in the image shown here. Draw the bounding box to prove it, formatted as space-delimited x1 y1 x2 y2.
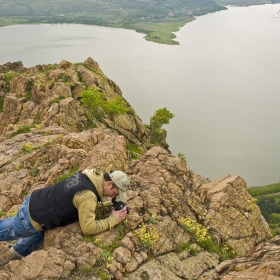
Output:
111 208 127 222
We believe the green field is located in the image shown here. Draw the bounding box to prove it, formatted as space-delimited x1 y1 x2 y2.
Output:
248 182 280 236
0 0 226 45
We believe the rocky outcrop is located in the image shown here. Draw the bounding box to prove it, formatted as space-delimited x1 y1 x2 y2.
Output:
207 235 280 280
0 61 26 73
0 59 276 280
0 58 147 146
195 176 270 255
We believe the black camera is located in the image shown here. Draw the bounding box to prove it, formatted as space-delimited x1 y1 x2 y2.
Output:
112 198 131 214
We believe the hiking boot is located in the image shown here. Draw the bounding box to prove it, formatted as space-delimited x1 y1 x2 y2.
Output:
0 246 22 270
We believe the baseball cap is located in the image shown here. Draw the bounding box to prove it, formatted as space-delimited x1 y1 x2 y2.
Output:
110 170 130 202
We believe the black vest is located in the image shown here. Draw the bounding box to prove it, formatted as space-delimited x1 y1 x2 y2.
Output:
29 171 101 230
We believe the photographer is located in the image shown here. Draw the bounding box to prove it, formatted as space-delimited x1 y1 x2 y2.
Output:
0 169 129 267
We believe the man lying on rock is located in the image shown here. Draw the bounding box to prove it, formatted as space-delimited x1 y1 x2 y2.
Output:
0 169 129 268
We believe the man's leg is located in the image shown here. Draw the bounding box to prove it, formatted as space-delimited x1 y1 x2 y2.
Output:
0 215 21 242
0 196 39 242
0 195 43 268
13 231 44 256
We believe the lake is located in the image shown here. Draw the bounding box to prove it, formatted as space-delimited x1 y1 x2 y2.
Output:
0 4 279 187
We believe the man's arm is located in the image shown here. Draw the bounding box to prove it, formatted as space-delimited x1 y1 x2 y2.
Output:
73 190 119 235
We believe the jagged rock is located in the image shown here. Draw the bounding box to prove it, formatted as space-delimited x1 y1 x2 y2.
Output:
9 75 30 97
43 222 103 270
206 235 280 279
0 61 26 72
0 58 147 146
0 79 6 91
0 249 76 280
196 176 271 255
0 59 275 280
127 251 219 280
80 131 129 171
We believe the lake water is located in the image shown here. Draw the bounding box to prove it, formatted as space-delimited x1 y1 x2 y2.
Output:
0 4 280 187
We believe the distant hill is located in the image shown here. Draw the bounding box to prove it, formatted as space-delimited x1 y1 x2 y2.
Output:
248 182 280 236
0 0 226 45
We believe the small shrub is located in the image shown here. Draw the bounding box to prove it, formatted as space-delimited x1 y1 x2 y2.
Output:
9 125 31 139
76 70 85 83
43 130 53 136
93 268 110 280
126 143 143 160
45 64 58 72
29 168 39 177
179 217 236 261
22 143 35 153
25 80 33 101
49 81 55 89
81 86 131 123
175 242 190 253
16 164 22 171
0 98 3 113
4 71 20 84
35 124 42 129
21 190 29 197
61 73 71 84
149 213 158 224
54 95 66 103
81 86 105 120
177 153 187 164
101 250 113 268
179 217 210 244
81 264 93 274
148 107 174 145
92 239 114 268
190 246 198 256
219 244 237 261
115 223 130 237
103 95 131 116
134 224 159 250
83 236 94 242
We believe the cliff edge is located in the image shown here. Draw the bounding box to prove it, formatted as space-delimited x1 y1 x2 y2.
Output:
0 59 276 280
